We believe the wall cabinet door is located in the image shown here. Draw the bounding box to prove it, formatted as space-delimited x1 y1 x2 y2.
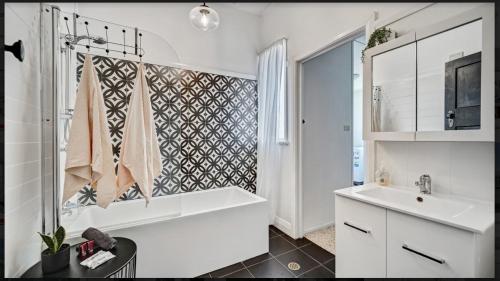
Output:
386 210 475 278
416 19 482 132
371 43 416 133
363 32 416 141
335 195 386 277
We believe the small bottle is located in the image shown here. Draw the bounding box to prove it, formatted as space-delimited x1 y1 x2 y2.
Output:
375 162 390 186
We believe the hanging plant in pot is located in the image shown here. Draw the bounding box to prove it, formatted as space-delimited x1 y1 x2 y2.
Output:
38 226 70 274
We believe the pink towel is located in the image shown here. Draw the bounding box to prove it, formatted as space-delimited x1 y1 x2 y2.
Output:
63 54 117 208
116 63 162 205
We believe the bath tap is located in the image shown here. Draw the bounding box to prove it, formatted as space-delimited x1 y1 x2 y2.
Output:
62 201 78 216
414 174 431 194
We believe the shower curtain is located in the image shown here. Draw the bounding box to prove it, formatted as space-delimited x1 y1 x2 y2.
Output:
256 39 287 224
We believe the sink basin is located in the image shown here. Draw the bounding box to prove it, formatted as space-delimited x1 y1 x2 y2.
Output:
334 183 494 233
356 187 474 218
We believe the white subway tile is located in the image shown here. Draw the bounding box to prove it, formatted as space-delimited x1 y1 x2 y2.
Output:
5 160 41 187
406 142 452 195
450 142 494 202
376 141 408 186
5 98 41 126
5 178 42 213
5 143 41 166
5 202 42 277
5 120 41 143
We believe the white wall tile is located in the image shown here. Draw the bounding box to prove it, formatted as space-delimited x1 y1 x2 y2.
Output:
4 199 42 277
5 178 42 214
406 142 452 195
5 121 41 143
5 160 41 188
5 143 41 166
376 141 408 186
5 97 41 124
5 2 43 277
376 141 494 202
449 142 494 201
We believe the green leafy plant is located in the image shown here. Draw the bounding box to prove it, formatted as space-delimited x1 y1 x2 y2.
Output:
361 27 394 62
38 226 66 254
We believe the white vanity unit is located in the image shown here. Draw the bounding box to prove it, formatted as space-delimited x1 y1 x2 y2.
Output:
334 184 494 278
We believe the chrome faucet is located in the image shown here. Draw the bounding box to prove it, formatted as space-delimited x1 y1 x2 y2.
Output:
61 201 78 216
414 174 431 194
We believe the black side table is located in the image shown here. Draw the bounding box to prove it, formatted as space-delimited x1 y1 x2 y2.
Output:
22 237 137 278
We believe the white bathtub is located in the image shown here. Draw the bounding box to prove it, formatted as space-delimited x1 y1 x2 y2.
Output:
63 186 269 277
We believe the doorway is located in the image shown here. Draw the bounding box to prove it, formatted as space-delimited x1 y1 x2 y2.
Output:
299 32 365 252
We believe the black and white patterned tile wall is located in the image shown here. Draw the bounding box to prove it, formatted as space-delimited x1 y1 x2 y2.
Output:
75 53 258 206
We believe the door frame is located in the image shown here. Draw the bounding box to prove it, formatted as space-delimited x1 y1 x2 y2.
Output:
295 26 366 238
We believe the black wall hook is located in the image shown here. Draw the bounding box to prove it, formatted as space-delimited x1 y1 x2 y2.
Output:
5 40 24 62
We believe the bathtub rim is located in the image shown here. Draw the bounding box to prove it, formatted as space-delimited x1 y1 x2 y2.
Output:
64 186 267 239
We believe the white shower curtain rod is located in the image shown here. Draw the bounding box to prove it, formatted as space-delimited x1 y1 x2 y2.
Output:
258 37 288 55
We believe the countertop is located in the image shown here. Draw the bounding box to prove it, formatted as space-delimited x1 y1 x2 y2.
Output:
334 183 494 234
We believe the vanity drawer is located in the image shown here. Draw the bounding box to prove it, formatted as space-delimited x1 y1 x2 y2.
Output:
387 210 475 278
335 195 386 277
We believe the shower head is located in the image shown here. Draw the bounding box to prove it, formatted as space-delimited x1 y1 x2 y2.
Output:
92 36 107 45
63 34 107 50
66 35 107 46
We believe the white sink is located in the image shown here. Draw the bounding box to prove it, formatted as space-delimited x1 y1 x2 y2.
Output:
334 183 494 233
356 187 474 218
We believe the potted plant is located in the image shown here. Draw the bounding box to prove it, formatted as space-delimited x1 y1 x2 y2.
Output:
361 27 394 62
38 226 70 274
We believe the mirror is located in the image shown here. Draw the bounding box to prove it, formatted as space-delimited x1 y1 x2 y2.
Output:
371 43 416 132
417 19 482 131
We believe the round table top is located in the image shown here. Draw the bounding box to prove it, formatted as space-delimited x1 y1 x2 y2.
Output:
21 237 136 278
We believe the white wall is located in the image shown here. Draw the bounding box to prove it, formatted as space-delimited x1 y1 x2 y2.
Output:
4 3 43 277
259 3 418 237
376 141 494 202
55 3 261 76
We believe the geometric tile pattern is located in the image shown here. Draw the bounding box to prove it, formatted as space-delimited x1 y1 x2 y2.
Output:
75 53 257 206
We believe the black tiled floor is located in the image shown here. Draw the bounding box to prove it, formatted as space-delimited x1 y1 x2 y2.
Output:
323 257 335 273
247 258 295 278
269 236 296 256
200 225 335 278
269 229 280 238
299 265 335 278
224 268 253 278
275 249 320 276
299 242 335 263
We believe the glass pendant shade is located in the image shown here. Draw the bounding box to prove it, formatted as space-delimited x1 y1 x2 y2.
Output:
189 3 220 31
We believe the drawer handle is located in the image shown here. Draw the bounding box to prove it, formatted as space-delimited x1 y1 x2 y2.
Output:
343 221 370 234
402 243 445 264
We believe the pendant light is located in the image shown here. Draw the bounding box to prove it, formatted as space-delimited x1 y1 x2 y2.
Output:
189 2 220 31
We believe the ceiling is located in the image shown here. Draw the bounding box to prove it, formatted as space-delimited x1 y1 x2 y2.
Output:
228 3 271 16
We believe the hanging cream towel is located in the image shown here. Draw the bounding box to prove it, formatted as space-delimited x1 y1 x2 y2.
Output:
63 54 117 208
116 63 162 205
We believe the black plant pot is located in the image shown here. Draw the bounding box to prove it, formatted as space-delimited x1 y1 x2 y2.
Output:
41 244 70 274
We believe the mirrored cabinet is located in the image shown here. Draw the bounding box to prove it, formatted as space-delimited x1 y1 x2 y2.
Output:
363 6 493 142
372 41 416 133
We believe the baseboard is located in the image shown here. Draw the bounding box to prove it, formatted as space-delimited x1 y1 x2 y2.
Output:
273 216 293 237
303 221 334 234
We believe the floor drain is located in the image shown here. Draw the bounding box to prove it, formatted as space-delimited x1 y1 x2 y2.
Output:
288 262 301 271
